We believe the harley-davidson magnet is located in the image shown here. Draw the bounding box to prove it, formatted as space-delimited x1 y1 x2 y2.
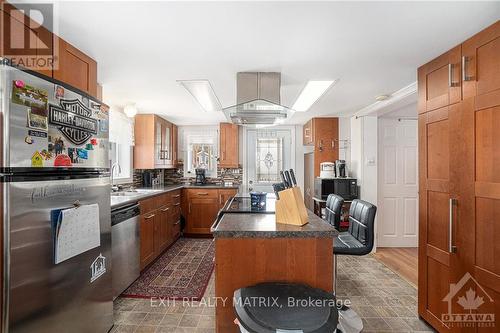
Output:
31 151 43 167
12 82 48 109
48 99 98 146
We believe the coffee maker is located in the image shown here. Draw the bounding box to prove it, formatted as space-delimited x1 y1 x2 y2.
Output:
335 160 347 178
195 168 207 185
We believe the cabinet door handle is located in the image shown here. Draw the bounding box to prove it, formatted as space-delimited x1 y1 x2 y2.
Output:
462 56 473 81
449 198 457 253
161 207 170 212
331 140 335 149
145 214 155 220
173 203 180 206
172 194 180 198
219 195 222 205
197 192 209 196
448 63 454 87
189 203 191 214
174 220 180 226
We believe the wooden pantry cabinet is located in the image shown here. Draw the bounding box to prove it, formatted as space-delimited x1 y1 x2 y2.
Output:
302 117 339 177
183 188 237 236
418 20 500 333
219 123 239 168
139 190 181 270
134 114 178 169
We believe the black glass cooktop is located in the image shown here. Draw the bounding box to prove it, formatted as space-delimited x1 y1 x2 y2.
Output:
221 196 276 214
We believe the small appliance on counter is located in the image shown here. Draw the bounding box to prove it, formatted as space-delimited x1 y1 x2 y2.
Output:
319 162 336 178
250 191 268 210
335 159 347 178
195 168 207 185
314 177 358 200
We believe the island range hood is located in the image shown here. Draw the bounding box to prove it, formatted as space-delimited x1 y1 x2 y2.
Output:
223 72 294 126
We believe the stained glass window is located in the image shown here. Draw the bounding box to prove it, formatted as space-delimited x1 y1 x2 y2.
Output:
256 137 283 182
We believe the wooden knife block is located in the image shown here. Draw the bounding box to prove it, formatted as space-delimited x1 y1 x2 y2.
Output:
275 186 309 226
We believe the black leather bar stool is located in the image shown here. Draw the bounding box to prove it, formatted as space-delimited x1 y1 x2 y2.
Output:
325 194 344 230
333 199 377 333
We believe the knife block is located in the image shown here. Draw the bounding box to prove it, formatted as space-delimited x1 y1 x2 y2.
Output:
275 186 309 226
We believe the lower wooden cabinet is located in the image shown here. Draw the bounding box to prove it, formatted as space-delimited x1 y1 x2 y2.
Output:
139 211 157 269
183 188 238 235
139 191 181 270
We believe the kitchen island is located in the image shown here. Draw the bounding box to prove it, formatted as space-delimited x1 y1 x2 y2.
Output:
211 210 338 333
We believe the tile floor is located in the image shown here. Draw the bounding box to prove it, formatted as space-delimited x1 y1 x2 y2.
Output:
112 250 435 332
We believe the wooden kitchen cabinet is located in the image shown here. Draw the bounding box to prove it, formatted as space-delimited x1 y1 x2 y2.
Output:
134 114 178 169
219 123 239 168
418 21 500 333
139 192 180 270
417 45 462 114
53 36 98 98
183 188 229 235
302 117 339 177
0 3 54 77
139 211 157 270
219 188 238 208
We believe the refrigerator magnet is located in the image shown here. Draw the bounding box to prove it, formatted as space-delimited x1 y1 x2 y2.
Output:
12 83 48 109
77 148 89 160
25 136 33 144
54 154 72 167
31 151 44 167
54 85 65 99
85 143 94 150
27 107 48 131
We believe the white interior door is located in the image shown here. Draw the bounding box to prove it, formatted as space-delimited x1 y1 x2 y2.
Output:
245 128 293 193
377 118 418 247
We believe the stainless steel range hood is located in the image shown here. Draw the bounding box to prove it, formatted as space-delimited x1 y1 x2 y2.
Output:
223 72 294 126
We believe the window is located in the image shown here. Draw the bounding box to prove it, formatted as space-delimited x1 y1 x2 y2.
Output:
180 126 218 178
109 142 132 183
109 108 134 184
256 137 283 182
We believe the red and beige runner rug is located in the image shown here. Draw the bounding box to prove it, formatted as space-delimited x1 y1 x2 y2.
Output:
121 238 214 300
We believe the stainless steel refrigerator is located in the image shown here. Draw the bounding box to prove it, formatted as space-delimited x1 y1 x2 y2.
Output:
0 63 112 333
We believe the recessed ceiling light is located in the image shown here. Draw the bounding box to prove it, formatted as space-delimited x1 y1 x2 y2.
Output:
292 80 337 112
178 80 221 112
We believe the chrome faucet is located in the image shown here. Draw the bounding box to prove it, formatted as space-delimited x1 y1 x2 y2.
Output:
111 162 122 191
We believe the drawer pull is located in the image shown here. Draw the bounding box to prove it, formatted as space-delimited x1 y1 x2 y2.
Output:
172 194 180 198
197 192 209 196
173 203 180 206
161 207 170 212
145 214 155 220
174 220 181 226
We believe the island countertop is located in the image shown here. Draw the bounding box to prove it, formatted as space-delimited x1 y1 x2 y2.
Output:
211 210 338 238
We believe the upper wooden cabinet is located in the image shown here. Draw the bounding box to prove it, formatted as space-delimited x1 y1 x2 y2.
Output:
53 36 98 98
462 21 500 107
0 3 53 77
219 123 239 168
302 117 339 177
134 114 178 169
418 46 462 114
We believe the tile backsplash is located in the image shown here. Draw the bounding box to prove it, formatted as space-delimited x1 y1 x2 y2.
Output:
133 166 243 187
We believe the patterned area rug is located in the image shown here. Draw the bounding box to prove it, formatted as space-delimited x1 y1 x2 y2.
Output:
121 238 214 300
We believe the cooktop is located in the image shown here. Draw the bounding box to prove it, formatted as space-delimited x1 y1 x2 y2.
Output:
221 196 276 214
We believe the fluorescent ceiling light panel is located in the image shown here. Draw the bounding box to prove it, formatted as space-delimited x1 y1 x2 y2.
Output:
178 80 221 112
292 80 337 112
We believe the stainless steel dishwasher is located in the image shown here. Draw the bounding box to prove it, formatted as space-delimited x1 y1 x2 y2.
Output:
111 203 140 299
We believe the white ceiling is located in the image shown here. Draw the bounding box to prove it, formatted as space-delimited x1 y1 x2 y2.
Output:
51 1 499 125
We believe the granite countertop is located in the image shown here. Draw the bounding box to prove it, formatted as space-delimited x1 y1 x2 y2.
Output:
211 210 338 239
110 183 240 209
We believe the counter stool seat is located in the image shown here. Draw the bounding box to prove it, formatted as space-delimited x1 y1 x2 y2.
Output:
234 282 339 333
